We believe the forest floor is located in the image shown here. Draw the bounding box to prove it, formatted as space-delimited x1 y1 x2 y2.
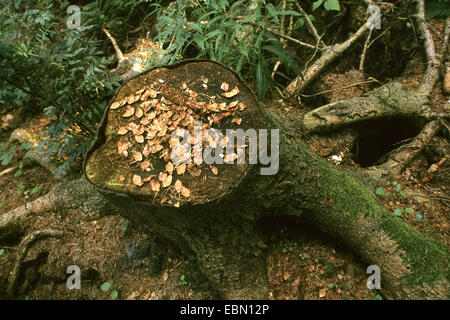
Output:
0 18 448 301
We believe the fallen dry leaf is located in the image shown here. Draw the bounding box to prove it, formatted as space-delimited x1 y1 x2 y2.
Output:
123 105 135 118
174 180 183 192
117 141 128 157
181 187 190 198
133 151 143 162
176 163 186 175
222 86 239 98
166 162 174 175
150 180 160 192
110 101 121 110
319 288 326 298
135 135 145 143
140 160 151 171
133 174 143 186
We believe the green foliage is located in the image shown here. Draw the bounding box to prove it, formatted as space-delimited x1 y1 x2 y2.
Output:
393 208 403 217
299 253 309 260
0 249 4 256
0 143 15 166
101 281 119 300
425 0 450 19
122 219 129 234
323 263 335 278
0 0 122 176
366 294 383 300
152 0 302 99
312 0 340 12
179 274 188 286
100 281 112 292
82 0 156 34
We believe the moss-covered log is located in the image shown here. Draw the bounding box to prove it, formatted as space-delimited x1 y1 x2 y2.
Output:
302 82 429 133
84 60 449 299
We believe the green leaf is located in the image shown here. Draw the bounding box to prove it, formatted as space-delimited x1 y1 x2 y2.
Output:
14 169 23 177
394 209 403 217
405 208 414 214
30 184 43 195
324 0 340 11
110 289 118 300
101 281 111 292
122 219 129 233
0 249 4 256
375 187 385 195
312 0 324 11
395 184 401 192
266 3 279 24
255 57 268 100
20 142 34 150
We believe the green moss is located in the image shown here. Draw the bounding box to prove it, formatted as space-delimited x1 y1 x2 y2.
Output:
380 213 449 287
317 165 385 222
315 155 449 289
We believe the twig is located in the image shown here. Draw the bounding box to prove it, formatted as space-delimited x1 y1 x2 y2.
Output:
6 229 64 298
295 1 325 47
251 23 316 50
359 28 373 71
272 0 287 79
0 166 17 178
284 20 370 97
102 28 125 63
299 79 378 97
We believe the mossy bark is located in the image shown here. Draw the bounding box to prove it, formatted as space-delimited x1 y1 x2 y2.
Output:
90 108 448 299
302 82 429 133
85 61 448 299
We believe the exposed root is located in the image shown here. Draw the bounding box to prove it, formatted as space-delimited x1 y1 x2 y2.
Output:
415 0 441 95
302 82 428 133
6 229 64 298
8 128 59 176
302 3 449 133
0 177 118 235
365 120 443 180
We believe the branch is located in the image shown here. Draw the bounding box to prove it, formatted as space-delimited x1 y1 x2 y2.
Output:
102 28 125 63
295 1 325 47
416 0 441 95
249 22 316 50
6 229 64 298
284 21 370 97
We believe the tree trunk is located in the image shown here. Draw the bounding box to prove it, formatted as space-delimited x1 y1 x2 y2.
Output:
84 60 449 299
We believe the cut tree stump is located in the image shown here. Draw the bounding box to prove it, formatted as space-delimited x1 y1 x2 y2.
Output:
84 60 449 299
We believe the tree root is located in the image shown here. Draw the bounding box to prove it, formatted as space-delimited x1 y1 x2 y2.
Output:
0 177 118 236
364 120 443 182
6 229 64 298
